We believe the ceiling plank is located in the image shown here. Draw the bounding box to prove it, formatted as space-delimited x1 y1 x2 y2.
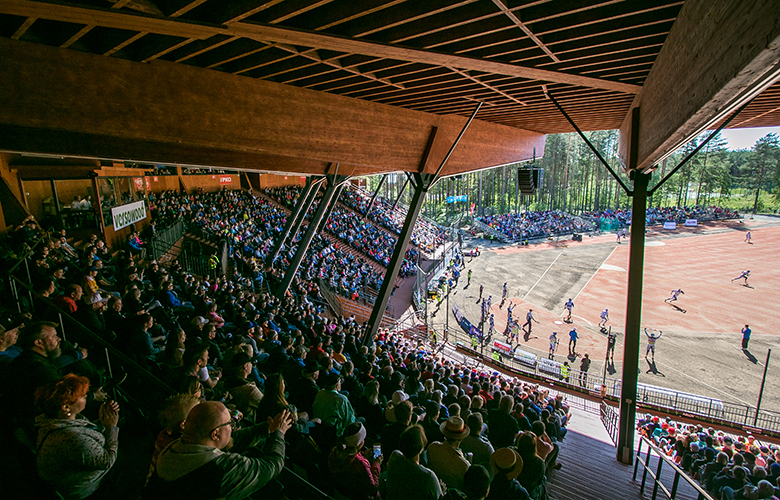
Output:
169 0 209 18
142 37 197 63
618 0 780 171
490 0 560 63
270 0 335 25
175 36 239 62
226 22 640 94
60 24 94 48
11 16 35 40
0 37 544 177
104 32 147 56
0 0 639 94
223 0 286 25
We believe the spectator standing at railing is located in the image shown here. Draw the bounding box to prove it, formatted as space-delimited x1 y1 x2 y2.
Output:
578 354 590 388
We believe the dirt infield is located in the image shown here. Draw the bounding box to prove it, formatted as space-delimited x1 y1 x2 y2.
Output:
447 216 780 413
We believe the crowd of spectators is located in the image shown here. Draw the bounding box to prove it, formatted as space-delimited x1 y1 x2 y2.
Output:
263 185 426 282
639 416 780 499
582 206 740 227
339 186 448 253
1 187 572 499
476 211 595 241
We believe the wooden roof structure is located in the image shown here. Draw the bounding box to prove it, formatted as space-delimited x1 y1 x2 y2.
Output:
0 0 778 176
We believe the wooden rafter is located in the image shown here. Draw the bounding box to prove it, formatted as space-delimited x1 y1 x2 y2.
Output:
11 17 35 40
60 25 94 48
170 0 209 18
142 38 197 63
490 0 560 63
104 32 147 57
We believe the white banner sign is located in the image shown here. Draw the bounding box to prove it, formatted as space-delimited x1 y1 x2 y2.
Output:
684 219 698 227
663 221 677 230
111 200 147 230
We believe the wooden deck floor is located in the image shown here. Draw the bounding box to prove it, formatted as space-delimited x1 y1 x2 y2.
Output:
547 402 703 500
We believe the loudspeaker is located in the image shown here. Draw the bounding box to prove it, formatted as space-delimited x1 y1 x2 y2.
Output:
518 168 542 194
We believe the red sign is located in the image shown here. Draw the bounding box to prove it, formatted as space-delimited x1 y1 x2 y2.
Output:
133 177 144 191
219 176 232 185
153 176 158 182
145 177 151 190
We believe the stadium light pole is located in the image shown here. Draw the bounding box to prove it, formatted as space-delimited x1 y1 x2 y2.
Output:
755 348 771 426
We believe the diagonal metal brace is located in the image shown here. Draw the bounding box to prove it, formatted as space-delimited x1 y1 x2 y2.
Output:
547 91 632 195
649 101 751 195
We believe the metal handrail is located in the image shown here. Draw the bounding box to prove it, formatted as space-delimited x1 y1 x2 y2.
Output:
633 436 716 500
9 274 176 398
601 401 620 445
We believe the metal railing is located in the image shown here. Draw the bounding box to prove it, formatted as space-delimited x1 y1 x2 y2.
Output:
150 219 185 261
317 278 343 317
633 436 715 500
601 401 620 445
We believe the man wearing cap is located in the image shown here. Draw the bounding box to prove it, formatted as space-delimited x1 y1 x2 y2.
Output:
0 315 23 363
489 448 529 500
427 416 471 491
313 373 356 437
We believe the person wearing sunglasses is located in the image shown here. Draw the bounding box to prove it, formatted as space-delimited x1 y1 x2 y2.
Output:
147 402 294 499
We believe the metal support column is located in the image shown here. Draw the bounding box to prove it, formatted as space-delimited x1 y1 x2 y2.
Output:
317 181 346 233
274 175 344 298
267 177 321 267
617 109 649 464
365 172 430 343
366 174 387 215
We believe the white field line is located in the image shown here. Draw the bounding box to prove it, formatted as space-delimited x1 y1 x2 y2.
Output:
523 251 564 301
573 245 618 302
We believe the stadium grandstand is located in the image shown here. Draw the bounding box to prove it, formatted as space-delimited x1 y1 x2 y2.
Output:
1 1 780 500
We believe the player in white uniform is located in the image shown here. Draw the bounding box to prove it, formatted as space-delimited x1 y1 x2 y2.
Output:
599 308 609 327
548 332 559 359
563 298 574 322
732 270 750 285
645 328 662 362
664 289 684 303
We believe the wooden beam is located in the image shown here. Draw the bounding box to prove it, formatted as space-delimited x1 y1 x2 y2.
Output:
619 0 780 171
142 38 196 63
11 16 35 40
104 32 147 56
0 38 544 178
0 0 640 94
491 0 560 63
61 25 94 48
169 0 208 18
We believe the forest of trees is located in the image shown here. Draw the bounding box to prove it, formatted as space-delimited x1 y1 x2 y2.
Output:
365 130 780 226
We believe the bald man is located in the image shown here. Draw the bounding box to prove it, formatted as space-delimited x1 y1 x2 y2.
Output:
147 401 293 500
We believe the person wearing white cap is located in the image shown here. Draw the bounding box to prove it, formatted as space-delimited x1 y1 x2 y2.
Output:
426 416 471 491
328 422 381 499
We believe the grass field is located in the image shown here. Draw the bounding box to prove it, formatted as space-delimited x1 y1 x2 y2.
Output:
444 215 780 414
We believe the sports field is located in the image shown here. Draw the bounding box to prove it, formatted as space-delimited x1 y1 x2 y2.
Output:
447 215 780 414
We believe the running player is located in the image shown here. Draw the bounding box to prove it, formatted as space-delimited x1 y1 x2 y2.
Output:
599 308 609 327
664 289 684 303
549 332 559 359
732 270 750 285
644 328 662 363
502 282 508 301
489 314 495 335
745 231 752 244
479 284 483 301
563 298 574 322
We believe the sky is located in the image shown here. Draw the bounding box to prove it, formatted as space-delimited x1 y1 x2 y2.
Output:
719 126 780 150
